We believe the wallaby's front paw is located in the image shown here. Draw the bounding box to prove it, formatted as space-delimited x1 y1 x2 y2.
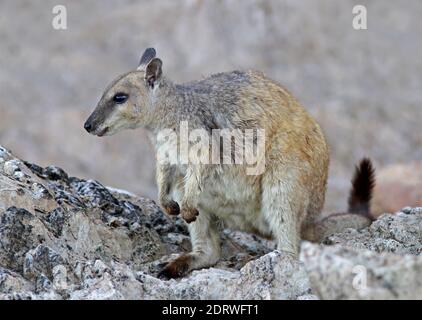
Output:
181 206 199 223
160 199 180 216
157 254 192 279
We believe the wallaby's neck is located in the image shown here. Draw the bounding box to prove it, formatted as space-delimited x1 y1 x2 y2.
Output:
146 77 205 134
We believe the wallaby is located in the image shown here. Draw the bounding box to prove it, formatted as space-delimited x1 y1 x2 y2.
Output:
84 48 374 279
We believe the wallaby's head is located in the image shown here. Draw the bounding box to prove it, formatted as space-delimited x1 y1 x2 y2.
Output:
84 48 163 136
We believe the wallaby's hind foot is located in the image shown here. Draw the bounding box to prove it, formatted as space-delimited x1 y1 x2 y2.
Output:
158 212 221 279
158 254 193 279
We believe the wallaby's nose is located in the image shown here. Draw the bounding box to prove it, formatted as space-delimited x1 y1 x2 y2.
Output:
84 121 92 133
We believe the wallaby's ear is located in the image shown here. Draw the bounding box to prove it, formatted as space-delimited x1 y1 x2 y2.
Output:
145 58 163 89
138 47 156 70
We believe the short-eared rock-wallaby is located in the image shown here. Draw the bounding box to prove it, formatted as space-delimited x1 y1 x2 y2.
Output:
84 48 375 278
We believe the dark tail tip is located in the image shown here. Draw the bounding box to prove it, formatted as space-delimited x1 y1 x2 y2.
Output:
347 158 376 220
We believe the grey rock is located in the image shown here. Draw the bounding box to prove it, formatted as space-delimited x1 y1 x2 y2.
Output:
3 160 22 177
1 145 303 299
324 209 422 255
401 207 422 215
1 145 422 299
23 245 66 280
301 242 422 300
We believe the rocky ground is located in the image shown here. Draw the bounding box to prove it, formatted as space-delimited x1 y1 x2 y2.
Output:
0 145 421 300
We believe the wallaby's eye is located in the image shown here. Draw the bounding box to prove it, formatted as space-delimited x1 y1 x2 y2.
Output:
113 93 128 104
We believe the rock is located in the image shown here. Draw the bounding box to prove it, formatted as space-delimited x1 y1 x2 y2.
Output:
1 144 422 299
0 146 10 159
23 245 67 280
0 267 33 294
137 251 311 300
3 160 21 176
372 162 422 217
1 145 302 299
324 208 422 255
235 251 311 300
301 242 422 300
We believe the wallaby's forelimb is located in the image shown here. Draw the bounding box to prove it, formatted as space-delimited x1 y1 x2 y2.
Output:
157 164 180 216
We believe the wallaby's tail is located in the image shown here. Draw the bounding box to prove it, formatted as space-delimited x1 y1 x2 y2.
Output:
347 158 376 220
302 158 376 242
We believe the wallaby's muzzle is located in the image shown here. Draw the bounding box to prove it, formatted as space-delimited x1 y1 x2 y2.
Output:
83 120 93 133
83 111 109 136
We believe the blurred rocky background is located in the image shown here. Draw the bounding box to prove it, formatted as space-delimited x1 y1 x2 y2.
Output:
0 0 421 213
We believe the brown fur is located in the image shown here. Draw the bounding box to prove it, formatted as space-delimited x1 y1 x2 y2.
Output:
181 207 199 223
348 158 376 218
162 199 180 216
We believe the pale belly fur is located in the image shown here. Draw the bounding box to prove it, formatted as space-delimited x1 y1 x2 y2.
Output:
172 168 273 239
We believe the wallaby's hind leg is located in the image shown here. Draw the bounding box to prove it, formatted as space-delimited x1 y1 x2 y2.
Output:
261 170 307 256
158 211 221 279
